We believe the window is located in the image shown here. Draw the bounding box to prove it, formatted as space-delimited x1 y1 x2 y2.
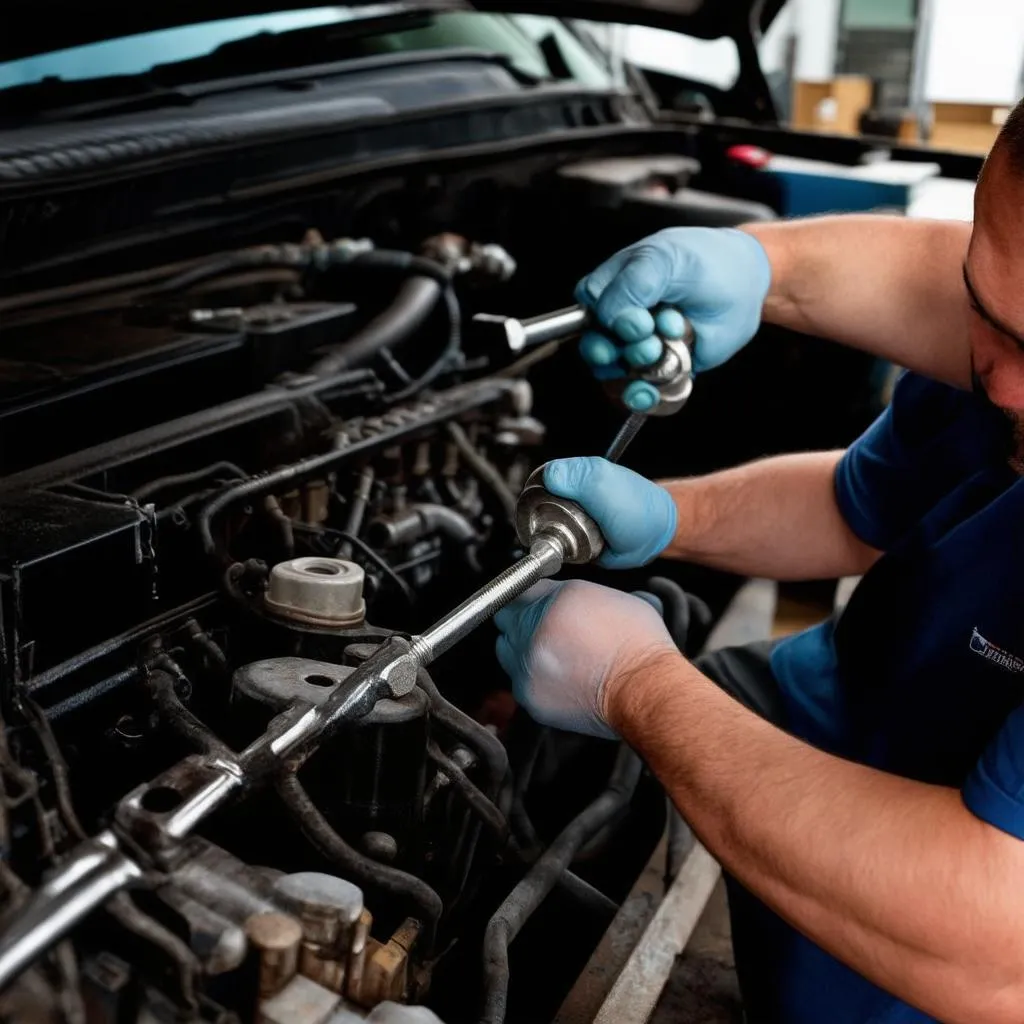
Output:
0 8 614 93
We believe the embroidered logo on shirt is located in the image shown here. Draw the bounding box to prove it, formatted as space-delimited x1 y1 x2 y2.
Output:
970 627 1024 674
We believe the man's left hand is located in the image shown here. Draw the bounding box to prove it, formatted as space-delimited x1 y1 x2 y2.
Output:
494 579 678 738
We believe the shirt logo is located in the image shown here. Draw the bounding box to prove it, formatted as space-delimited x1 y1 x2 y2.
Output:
970 627 1024 674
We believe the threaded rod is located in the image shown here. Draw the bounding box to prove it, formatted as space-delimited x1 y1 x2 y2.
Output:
411 537 564 665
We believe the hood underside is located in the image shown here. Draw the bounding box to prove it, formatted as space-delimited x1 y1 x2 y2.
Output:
1 0 783 63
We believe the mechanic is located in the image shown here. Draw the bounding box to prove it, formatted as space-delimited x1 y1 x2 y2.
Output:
493 101 1024 1023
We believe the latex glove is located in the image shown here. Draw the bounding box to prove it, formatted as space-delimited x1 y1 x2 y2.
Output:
576 227 772 411
543 457 676 569
495 579 677 738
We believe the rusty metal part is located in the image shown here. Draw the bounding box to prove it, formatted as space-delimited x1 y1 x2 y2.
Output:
349 919 421 1009
264 558 367 629
301 945 347 995
246 913 304 998
273 872 364 997
273 873 364 950
346 910 373 1003
0 518 569 985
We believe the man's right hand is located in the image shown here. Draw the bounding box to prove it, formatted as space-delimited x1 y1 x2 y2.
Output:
576 227 771 411
543 457 677 569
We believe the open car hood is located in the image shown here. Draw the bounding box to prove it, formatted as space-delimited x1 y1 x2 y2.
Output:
1 0 785 63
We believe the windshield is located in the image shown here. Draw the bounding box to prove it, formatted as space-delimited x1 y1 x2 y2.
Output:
0 7 614 92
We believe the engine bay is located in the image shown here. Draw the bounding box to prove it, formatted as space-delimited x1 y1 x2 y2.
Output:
0 154 717 1022
0 139 879 1023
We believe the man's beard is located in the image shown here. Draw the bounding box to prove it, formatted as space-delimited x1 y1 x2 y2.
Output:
972 366 1024 474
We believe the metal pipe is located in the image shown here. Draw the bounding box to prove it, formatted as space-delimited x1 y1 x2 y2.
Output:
0 832 143 992
276 774 443 948
0 371 379 496
410 536 564 666
445 422 517 523
604 412 648 464
27 594 217 700
339 467 375 558
474 306 589 353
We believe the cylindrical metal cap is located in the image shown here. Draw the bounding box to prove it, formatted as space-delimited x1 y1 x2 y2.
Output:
265 558 366 628
244 912 303 997
272 873 364 947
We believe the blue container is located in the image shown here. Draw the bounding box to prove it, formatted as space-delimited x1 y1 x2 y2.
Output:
763 157 941 216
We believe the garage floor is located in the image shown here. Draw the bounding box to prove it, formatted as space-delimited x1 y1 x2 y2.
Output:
650 880 742 1024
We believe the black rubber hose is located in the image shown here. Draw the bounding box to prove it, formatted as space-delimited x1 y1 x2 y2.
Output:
427 739 509 847
416 670 509 800
504 713 546 860
107 893 200 1013
644 577 713 655
384 285 462 405
131 462 247 502
558 870 619 922
444 422 517 524
479 746 643 1024
144 253 307 297
310 276 443 376
183 619 230 676
276 773 442 948
145 660 234 761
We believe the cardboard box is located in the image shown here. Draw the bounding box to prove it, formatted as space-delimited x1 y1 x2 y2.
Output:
929 102 1007 155
792 76 874 136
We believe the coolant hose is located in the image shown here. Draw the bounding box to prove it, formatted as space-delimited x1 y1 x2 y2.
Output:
310 276 443 376
479 746 643 1024
276 773 442 948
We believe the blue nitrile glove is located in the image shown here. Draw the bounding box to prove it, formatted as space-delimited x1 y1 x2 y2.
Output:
543 457 677 570
576 227 772 412
495 579 677 738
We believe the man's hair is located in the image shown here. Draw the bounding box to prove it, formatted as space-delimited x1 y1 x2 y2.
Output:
993 96 1024 170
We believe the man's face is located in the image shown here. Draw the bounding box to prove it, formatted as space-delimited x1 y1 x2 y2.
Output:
965 148 1024 465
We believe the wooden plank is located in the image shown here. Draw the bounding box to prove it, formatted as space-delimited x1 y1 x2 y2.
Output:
553 834 669 1024
593 842 721 1024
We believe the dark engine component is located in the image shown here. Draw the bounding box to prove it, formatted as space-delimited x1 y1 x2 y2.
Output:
0 229 669 1024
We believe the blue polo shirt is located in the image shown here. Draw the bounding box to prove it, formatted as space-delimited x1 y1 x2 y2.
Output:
734 370 1024 1023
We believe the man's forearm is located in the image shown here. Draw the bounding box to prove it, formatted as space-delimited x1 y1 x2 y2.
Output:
608 652 1024 1024
658 451 880 580
741 216 973 390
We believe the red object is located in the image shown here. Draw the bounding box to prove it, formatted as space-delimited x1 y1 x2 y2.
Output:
726 144 772 169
